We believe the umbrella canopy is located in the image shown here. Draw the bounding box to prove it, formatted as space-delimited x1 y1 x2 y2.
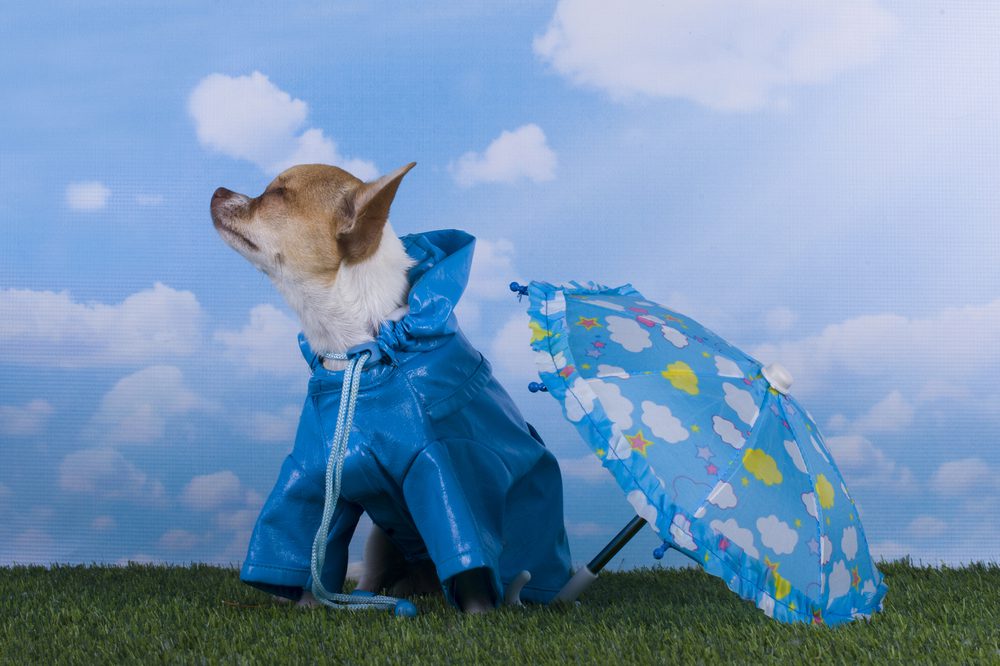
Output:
525 281 888 625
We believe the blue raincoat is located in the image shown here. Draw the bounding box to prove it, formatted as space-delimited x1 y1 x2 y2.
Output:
240 230 572 607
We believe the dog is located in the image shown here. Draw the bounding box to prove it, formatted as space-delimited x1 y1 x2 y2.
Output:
211 163 572 613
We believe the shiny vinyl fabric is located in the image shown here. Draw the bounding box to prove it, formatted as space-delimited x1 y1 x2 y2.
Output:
240 230 572 607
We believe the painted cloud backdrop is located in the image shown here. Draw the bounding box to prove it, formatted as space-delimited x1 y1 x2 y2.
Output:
2 1 999 569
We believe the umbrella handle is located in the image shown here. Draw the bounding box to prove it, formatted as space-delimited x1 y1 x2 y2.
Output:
552 565 598 604
553 515 648 604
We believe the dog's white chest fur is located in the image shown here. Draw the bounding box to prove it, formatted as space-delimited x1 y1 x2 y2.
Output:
273 224 414 366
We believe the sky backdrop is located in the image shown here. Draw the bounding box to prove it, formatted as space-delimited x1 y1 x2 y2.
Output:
2 1 999 572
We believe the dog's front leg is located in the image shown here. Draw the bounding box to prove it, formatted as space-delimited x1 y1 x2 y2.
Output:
356 523 407 593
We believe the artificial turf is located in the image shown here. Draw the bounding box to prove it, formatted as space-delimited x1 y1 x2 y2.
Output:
1 560 997 664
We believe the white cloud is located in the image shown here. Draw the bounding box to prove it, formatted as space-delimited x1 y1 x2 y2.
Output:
714 355 742 378
606 316 651 353
0 399 54 437
722 383 759 426
906 516 947 539
214 508 259 535
454 238 519 333
707 481 737 510
820 535 833 566
841 526 859 561
135 194 164 207
757 515 798 555
247 405 300 443
181 470 243 511
783 439 807 474
827 560 852 604
188 71 377 178
640 400 688 443
751 298 1000 397
826 413 850 432
90 366 203 444
589 378 634 430
596 365 629 379
627 489 658 532
801 492 818 520
851 390 915 434
825 434 916 494
764 307 798 334
91 516 116 531
709 518 758 558
566 520 608 537
66 181 111 211
869 540 910 563
562 376 595 423
488 311 539 390
158 529 200 552
670 514 696 551
534 0 897 111
58 447 166 504
712 415 745 449
450 124 557 187
0 283 203 368
661 326 688 349
10 528 58 564
116 554 155 566
214 304 303 376
586 300 625 312
930 458 998 497
557 453 608 482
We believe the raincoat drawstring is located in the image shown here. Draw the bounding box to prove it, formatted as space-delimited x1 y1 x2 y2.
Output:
308 349 415 615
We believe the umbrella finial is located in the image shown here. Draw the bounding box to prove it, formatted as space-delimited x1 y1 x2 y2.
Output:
762 363 794 394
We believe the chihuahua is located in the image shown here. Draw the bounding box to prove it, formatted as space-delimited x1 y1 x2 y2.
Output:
210 163 499 612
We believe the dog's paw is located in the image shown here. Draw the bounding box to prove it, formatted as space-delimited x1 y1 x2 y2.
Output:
296 590 320 608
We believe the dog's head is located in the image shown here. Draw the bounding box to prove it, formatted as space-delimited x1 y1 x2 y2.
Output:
210 162 415 281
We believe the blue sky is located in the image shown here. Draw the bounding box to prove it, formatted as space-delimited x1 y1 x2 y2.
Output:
2 1 999 571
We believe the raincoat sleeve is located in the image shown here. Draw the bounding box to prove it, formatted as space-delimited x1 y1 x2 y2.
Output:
240 453 363 600
401 441 503 605
310 497 364 596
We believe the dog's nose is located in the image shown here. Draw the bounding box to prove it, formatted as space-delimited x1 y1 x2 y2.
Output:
212 187 233 201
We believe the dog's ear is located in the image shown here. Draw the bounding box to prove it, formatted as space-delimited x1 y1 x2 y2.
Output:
337 162 416 262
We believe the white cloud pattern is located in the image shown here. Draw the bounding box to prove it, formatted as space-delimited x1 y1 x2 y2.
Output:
606 316 652 352
640 400 688 443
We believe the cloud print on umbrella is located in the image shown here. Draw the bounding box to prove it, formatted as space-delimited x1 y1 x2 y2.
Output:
526 282 887 624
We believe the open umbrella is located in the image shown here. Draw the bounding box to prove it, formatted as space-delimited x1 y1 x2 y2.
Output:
515 281 887 625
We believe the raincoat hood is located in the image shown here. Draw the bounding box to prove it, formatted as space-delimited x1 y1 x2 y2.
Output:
297 229 477 367
392 229 476 344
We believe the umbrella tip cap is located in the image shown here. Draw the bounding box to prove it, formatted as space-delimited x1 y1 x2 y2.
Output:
762 363 793 394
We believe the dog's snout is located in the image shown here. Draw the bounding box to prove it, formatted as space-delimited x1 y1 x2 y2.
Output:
212 187 233 202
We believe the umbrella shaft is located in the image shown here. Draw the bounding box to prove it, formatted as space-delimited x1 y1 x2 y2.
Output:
588 515 647 573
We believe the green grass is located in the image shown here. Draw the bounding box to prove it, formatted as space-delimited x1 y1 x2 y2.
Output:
1 561 998 664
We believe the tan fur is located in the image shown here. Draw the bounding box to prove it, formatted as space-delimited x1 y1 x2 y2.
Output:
211 163 415 280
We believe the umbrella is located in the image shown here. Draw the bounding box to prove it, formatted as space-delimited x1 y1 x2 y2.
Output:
516 281 888 625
